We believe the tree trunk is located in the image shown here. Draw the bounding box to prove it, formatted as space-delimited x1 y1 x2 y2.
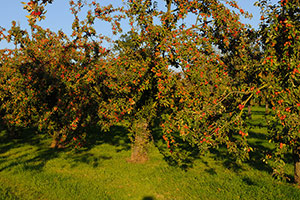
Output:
50 137 59 148
128 119 150 163
50 136 64 149
295 160 300 185
265 102 269 114
293 147 300 186
247 105 252 119
294 148 300 185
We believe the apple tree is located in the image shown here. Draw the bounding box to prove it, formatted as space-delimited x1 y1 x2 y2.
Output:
0 0 114 148
94 0 260 164
257 0 300 183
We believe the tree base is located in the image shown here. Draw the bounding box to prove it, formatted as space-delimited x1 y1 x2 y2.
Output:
128 119 150 163
293 148 300 186
50 138 65 149
127 143 149 163
295 160 300 185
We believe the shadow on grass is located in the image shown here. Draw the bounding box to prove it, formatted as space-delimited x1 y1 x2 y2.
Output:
246 108 269 128
21 148 65 171
247 121 268 128
0 125 131 172
0 127 42 154
0 117 291 180
69 152 112 168
242 177 257 186
151 127 200 170
143 197 155 200
0 127 51 172
204 168 217 175
0 135 66 172
208 147 244 172
247 134 273 170
84 125 131 152
208 132 274 176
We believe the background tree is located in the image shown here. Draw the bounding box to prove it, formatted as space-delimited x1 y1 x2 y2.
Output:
0 0 114 148
156 0 261 165
258 0 300 184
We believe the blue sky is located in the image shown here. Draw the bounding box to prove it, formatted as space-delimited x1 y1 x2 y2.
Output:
0 0 278 49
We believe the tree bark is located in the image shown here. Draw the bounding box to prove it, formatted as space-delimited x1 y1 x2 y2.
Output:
50 136 64 149
247 105 252 119
128 119 150 163
50 137 59 148
293 148 300 185
265 102 269 114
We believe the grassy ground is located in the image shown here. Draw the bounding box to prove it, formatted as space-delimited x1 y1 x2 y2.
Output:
1 107 300 200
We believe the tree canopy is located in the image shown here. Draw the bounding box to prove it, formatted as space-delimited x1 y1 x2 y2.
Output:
1 0 300 185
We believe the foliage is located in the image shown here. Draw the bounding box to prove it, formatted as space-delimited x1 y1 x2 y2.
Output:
1 0 300 184
256 0 300 181
0 0 115 148
0 0 260 163
98 0 264 164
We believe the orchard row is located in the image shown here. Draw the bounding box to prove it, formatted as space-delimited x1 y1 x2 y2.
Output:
0 0 299 184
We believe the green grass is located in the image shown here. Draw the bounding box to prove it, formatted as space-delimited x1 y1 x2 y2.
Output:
1 108 300 200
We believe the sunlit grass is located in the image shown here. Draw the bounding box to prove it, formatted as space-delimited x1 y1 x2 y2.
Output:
1 108 300 200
